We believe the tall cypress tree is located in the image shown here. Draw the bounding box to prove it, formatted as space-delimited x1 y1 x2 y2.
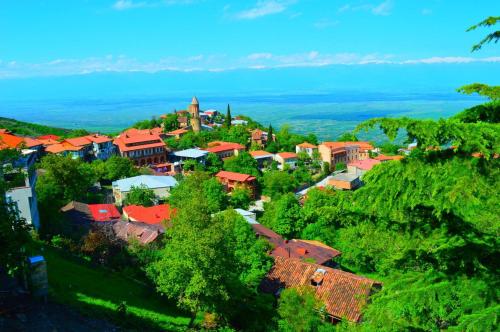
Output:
266 124 275 148
225 104 232 128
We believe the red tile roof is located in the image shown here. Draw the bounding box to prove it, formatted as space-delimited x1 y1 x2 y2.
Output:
276 152 297 159
260 257 381 322
205 142 246 154
87 204 121 222
216 170 256 183
113 221 163 244
297 142 317 148
272 239 341 265
167 128 189 135
38 138 60 146
23 137 43 148
37 134 61 141
348 158 381 171
123 204 176 225
114 129 166 153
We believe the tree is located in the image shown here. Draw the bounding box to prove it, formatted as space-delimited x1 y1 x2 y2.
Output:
125 185 156 207
277 287 325 332
0 149 31 275
467 16 499 52
149 197 271 327
205 152 223 174
261 193 303 238
229 187 252 209
101 156 138 181
337 132 358 142
334 162 346 171
223 152 260 177
267 124 274 146
262 170 297 199
162 113 179 132
225 104 232 128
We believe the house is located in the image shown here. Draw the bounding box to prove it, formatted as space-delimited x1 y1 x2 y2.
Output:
4 149 40 229
84 134 115 160
236 211 341 266
63 137 94 158
318 141 373 170
122 204 175 226
205 141 245 159
274 152 298 170
150 163 180 176
374 154 404 162
112 221 164 245
203 109 218 118
296 142 318 158
61 201 121 224
249 150 274 169
36 134 60 141
166 128 189 139
347 158 381 177
260 256 382 323
327 173 361 190
112 175 178 205
170 148 209 166
215 171 257 197
45 141 86 159
0 132 43 153
250 129 274 147
113 129 168 166
232 119 248 126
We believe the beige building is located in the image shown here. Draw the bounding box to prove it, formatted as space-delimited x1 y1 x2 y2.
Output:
318 141 373 170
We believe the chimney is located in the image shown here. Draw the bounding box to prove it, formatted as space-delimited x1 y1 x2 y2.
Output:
311 268 326 287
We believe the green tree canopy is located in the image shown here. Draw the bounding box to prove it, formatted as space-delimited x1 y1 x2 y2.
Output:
125 185 156 207
223 151 260 177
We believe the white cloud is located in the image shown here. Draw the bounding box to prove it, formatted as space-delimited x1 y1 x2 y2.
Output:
113 0 147 10
372 0 393 16
0 54 499 79
112 0 199 10
234 0 296 20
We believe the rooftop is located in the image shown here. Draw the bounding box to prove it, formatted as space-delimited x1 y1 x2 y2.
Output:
249 150 274 158
216 170 256 183
329 173 359 182
113 221 163 245
87 204 121 222
123 204 176 225
172 148 208 159
112 175 178 192
260 257 381 322
276 152 298 159
46 141 84 154
348 158 381 171
64 137 92 147
205 142 245 154
297 142 317 148
374 154 404 161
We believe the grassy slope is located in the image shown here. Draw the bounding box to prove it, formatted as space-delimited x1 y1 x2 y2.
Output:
41 245 192 331
0 117 73 137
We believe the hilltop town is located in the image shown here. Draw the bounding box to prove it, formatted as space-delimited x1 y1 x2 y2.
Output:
1 89 498 331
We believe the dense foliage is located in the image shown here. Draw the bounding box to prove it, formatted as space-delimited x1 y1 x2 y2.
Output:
0 117 74 137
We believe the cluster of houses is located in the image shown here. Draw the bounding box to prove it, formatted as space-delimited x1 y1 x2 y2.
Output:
0 97 408 325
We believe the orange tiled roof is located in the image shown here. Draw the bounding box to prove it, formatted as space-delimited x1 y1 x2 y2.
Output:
276 152 297 159
85 134 112 144
374 154 404 161
348 158 381 171
250 150 273 157
0 133 25 150
23 137 43 148
260 257 381 322
205 142 245 154
64 137 92 147
297 142 317 148
46 142 84 154
321 141 374 151
37 134 60 141
167 128 189 135
38 138 60 146
216 170 256 183
114 129 166 153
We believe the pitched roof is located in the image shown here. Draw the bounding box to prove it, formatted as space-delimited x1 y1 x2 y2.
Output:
191 96 199 105
260 257 381 322
216 170 256 182
37 134 60 141
87 204 121 222
276 152 297 159
272 239 341 265
123 204 176 225
172 148 208 159
374 154 404 161
113 129 166 152
45 141 84 154
85 134 112 144
112 175 178 192
37 138 60 146
297 142 317 148
23 137 43 148
348 158 381 171
329 173 359 182
60 201 93 224
64 137 92 147
250 150 274 158
0 133 24 150
167 128 189 135
205 142 246 154
112 221 163 245
321 141 374 151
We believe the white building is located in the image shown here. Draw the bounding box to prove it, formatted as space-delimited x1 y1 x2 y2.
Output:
112 175 178 205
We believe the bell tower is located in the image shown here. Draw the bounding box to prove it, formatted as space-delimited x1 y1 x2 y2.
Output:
189 96 201 133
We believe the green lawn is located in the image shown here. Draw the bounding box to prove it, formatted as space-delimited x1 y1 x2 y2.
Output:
40 245 193 331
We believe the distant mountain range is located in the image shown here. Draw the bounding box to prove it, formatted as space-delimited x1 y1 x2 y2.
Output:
0 62 498 101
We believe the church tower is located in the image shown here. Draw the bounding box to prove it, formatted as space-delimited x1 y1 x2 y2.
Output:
189 96 201 133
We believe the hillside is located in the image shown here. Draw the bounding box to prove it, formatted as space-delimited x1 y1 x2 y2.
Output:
0 117 74 137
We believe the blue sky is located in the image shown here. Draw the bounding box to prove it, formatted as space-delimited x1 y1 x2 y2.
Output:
0 0 499 78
